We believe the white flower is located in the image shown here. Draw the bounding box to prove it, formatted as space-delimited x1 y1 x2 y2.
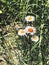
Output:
18 29 25 36
25 26 36 35
25 15 35 22
31 35 39 42
0 10 2 14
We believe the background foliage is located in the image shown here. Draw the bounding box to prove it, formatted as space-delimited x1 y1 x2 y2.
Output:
0 0 49 65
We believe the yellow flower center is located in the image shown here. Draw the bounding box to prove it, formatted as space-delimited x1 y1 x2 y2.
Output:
28 17 32 20
28 28 33 32
33 36 38 40
20 30 25 33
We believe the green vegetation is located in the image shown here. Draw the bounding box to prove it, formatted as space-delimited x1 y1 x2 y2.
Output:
0 0 49 65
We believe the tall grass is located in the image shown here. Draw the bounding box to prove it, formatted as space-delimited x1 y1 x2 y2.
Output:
0 0 49 65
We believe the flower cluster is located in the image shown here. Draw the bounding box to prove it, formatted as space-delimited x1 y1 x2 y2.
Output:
18 15 39 42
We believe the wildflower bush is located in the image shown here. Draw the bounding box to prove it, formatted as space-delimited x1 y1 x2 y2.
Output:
0 0 49 65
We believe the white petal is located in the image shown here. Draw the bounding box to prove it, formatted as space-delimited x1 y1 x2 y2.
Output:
31 36 39 42
25 16 35 22
25 26 36 35
18 29 25 36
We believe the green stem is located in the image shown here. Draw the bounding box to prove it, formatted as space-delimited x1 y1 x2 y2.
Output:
39 24 45 65
29 36 32 65
39 35 43 65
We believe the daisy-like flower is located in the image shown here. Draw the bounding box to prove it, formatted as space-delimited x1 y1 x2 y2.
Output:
31 35 39 42
25 15 35 22
25 26 36 35
0 10 2 14
18 29 25 36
